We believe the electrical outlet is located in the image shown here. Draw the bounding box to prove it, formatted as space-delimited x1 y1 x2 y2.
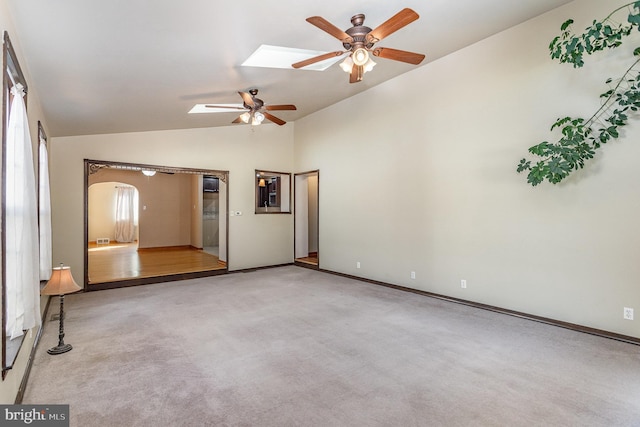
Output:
410 271 416 279
624 307 634 320
461 279 467 289
356 262 361 269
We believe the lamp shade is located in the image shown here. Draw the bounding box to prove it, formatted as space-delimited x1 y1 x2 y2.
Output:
258 178 266 187
41 265 82 296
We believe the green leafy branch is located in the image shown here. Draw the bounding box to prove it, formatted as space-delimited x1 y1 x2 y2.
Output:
517 2 640 186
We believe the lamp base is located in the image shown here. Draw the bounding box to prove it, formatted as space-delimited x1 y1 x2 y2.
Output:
47 343 72 355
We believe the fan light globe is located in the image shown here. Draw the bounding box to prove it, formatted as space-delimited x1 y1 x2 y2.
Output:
340 56 353 73
363 58 377 73
352 48 369 66
240 112 251 123
251 111 265 126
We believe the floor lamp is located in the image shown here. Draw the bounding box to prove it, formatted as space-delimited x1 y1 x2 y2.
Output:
41 264 82 355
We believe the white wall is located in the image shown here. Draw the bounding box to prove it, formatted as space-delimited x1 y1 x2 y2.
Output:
50 124 295 278
294 0 640 338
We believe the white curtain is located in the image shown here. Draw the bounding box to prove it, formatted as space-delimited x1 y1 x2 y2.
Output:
114 186 136 242
39 138 53 281
5 84 41 340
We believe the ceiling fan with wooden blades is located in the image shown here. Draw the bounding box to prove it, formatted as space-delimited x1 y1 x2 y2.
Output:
292 8 425 83
201 89 296 126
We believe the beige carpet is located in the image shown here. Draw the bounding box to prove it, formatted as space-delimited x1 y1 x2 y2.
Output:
23 266 640 426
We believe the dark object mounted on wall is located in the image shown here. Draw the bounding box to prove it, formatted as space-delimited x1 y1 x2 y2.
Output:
203 176 219 193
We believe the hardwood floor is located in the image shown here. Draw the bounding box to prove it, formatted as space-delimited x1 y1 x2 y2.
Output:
88 242 226 285
295 252 318 266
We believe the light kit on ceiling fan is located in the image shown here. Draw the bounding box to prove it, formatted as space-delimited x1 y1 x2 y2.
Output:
352 48 369 66
252 111 265 125
239 110 265 125
192 89 296 126
292 8 425 83
339 48 376 78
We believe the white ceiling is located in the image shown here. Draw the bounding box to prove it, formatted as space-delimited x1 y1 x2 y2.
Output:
6 0 573 137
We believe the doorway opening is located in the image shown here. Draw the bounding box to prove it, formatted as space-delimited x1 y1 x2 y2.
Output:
294 170 319 268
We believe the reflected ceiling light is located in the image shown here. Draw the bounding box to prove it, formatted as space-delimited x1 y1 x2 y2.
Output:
142 170 156 177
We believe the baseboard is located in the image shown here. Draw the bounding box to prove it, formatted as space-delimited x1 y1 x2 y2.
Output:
136 245 192 252
294 260 319 270
313 267 640 347
230 263 295 274
87 269 228 291
14 295 52 404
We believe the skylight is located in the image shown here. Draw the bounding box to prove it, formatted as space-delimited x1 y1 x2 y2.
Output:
188 104 242 114
241 44 343 71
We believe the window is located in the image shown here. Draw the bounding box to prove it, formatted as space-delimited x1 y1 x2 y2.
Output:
2 31 32 378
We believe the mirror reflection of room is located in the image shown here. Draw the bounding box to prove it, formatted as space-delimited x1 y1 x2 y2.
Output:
258 176 280 208
202 175 219 257
87 163 227 288
255 170 291 213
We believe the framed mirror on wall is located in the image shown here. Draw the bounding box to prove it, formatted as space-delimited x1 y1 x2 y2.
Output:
255 170 291 214
2 31 34 378
85 160 230 291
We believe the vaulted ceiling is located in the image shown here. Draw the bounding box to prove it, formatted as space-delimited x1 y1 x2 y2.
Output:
6 0 573 137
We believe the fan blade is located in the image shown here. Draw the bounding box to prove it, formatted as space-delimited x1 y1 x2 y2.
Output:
349 64 363 84
371 47 425 65
265 104 297 111
292 51 345 69
205 105 246 110
366 8 419 44
306 16 352 42
263 112 286 126
238 91 255 108
232 116 243 124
